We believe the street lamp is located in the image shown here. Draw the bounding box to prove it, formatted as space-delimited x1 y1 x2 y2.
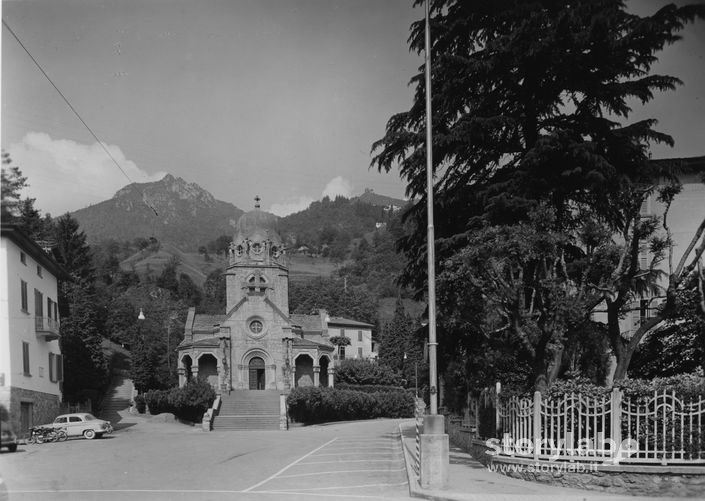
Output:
137 308 177 380
404 352 419 399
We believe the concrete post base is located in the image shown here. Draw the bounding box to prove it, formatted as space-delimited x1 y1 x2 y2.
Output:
420 414 449 489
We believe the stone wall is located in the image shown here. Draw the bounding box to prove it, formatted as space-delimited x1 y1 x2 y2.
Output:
446 418 705 498
4 386 60 433
490 456 705 498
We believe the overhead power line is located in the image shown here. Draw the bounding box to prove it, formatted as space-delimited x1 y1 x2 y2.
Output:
2 18 159 216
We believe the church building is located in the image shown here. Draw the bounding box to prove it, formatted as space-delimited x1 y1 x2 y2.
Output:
176 198 374 395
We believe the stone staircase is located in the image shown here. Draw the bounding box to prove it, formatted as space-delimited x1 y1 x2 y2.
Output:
212 390 283 430
98 373 134 424
98 341 134 425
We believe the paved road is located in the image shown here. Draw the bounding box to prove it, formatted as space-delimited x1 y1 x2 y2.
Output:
0 416 410 501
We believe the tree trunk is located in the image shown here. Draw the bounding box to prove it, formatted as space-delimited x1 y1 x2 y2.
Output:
611 339 632 383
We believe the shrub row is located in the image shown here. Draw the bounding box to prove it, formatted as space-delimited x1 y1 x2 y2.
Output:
544 373 705 400
334 359 403 386
287 386 414 424
335 383 412 394
142 378 216 423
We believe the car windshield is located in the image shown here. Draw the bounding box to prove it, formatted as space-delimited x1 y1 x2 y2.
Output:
84 414 98 420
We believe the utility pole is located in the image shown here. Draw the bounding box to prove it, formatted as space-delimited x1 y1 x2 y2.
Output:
424 0 438 417
419 0 449 489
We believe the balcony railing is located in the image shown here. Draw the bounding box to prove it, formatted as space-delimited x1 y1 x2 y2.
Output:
35 316 60 341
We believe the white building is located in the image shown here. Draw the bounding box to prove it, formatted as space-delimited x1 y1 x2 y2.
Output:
327 317 375 361
622 156 705 336
0 223 66 433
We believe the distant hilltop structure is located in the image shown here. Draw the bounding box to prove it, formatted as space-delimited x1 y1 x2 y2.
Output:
358 188 405 213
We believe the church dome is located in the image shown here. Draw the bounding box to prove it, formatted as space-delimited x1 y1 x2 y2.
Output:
233 196 282 248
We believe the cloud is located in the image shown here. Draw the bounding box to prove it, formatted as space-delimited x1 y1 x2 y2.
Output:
7 132 165 216
321 176 354 199
268 176 355 216
268 196 316 217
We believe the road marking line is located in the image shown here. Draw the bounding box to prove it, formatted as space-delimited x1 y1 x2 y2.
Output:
253 481 408 493
277 467 406 478
301 459 404 465
311 451 399 457
332 439 395 444
249 490 399 499
7 490 245 494
242 437 337 492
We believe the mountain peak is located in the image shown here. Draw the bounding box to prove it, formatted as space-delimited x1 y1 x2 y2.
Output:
75 175 243 250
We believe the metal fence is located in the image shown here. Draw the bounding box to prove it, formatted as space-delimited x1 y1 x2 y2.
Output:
471 386 705 464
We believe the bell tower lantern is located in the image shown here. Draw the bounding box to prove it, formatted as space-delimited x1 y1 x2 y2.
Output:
225 197 289 313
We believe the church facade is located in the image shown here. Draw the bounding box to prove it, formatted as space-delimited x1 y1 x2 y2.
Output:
176 199 374 393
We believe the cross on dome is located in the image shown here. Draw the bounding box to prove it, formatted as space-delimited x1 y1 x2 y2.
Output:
254 195 261 209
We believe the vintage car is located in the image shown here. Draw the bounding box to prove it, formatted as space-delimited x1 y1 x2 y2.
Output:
44 413 113 440
0 421 18 452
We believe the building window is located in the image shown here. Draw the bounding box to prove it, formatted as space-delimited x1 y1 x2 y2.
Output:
358 347 363 358
249 319 263 334
20 252 27 265
358 330 362 342
22 342 31 375
338 345 346 361
49 353 63 383
35 289 44 319
247 275 267 294
339 328 344 337
21 280 28 312
37 265 43 278
640 299 650 324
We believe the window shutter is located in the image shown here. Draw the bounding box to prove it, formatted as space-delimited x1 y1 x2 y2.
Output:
21 280 28 311
57 354 64 382
22 342 30 375
49 353 56 382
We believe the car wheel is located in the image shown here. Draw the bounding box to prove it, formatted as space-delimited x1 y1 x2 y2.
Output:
83 429 96 440
8 444 17 452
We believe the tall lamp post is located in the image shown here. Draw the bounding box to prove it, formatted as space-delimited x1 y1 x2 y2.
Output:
419 0 449 489
424 0 439 418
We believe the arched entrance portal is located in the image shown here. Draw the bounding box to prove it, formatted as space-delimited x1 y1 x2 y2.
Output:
199 354 218 389
182 355 193 383
295 355 314 387
249 357 266 390
319 356 330 387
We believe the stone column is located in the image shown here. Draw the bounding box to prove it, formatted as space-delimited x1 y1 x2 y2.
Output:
291 367 297 389
328 368 335 388
177 367 186 387
237 364 245 389
279 394 288 430
191 365 199 381
269 364 277 389
313 366 320 387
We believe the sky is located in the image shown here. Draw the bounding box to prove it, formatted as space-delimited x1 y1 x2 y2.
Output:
1 0 704 217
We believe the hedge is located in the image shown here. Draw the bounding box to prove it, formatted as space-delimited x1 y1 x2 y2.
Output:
334 359 403 386
335 383 412 394
143 378 216 423
287 386 414 424
542 373 705 400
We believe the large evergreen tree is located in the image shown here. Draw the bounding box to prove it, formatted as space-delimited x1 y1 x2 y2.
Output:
373 0 703 286
372 0 704 387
